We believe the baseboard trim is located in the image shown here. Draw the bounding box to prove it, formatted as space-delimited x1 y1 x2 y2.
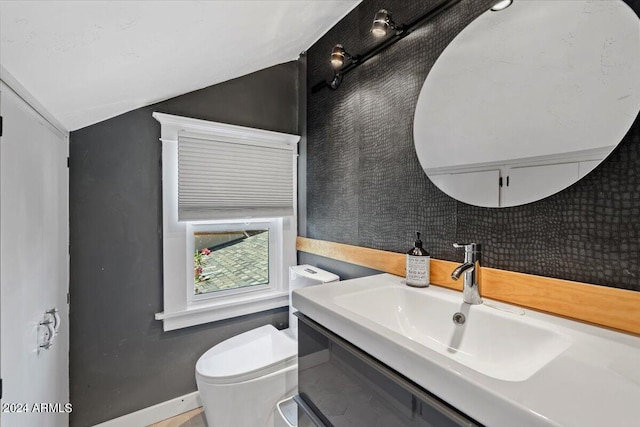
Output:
93 391 202 427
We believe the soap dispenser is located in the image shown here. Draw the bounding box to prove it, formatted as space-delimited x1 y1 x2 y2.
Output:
406 231 430 287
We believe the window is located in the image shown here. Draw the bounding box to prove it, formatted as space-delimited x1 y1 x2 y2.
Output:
153 113 299 331
193 229 270 296
187 218 283 304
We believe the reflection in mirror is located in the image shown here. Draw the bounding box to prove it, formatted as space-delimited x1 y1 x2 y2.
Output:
193 230 269 295
413 0 640 207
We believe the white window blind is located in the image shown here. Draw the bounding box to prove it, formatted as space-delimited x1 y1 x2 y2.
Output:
177 133 295 221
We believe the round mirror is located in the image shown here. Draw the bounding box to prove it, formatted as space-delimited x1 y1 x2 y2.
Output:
413 0 640 208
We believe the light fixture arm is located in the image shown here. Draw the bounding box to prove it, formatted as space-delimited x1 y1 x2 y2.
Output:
329 73 343 90
312 0 460 94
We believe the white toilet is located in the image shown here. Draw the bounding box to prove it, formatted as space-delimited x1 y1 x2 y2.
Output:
195 265 339 427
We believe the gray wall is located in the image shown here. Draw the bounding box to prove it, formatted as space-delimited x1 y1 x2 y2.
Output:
69 61 298 426
304 0 640 291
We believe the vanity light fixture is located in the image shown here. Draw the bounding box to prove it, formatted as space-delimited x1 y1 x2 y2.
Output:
312 0 461 93
490 0 513 11
371 9 396 37
330 44 352 69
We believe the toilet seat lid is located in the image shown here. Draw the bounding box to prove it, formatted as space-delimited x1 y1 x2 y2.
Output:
196 325 297 383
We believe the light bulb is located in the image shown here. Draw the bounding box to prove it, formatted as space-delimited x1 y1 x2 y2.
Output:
491 0 513 12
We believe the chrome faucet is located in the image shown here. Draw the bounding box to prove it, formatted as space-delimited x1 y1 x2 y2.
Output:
451 243 482 305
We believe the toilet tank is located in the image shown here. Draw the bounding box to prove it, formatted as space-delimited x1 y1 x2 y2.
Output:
288 265 339 336
289 265 340 292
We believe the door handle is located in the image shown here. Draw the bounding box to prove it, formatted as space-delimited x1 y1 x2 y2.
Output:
46 308 60 335
39 320 55 350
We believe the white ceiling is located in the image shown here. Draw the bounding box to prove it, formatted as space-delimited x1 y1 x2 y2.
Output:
0 1 361 131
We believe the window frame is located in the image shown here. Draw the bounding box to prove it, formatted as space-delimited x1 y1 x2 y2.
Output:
153 113 298 331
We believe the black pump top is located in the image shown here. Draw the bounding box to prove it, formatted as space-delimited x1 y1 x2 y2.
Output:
414 231 423 248
408 231 429 256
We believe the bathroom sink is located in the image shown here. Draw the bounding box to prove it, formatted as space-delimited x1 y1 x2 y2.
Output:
293 274 640 427
332 286 571 381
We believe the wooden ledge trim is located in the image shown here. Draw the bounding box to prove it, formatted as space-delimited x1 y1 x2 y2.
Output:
297 237 640 336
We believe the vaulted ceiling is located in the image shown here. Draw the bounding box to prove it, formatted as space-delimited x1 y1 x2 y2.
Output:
0 1 361 131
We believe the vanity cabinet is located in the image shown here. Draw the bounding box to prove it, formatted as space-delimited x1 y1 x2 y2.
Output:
296 314 481 427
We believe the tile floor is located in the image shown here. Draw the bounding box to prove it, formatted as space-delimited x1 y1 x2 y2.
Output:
148 407 207 427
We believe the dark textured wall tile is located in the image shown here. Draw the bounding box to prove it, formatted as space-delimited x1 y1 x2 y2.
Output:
307 76 361 243
307 10 362 243
306 0 640 291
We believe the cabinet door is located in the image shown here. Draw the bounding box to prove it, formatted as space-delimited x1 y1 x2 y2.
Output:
504 162 579 206
297 314 482 427
429 170 500 208
578 160 600 179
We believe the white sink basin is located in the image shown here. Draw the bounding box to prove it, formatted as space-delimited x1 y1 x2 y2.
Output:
333 286 572 381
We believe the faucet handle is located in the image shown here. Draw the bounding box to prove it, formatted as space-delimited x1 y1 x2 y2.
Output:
453 242 481 251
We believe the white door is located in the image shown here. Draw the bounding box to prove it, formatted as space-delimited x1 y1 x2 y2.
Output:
0 81 69 427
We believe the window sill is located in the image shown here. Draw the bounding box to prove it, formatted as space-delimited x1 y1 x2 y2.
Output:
155 290 289 331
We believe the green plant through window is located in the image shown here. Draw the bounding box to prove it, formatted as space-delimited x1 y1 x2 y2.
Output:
193 230 269 295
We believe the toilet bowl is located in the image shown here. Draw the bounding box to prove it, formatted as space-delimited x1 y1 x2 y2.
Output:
196 325 298 426
195 265 339 426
